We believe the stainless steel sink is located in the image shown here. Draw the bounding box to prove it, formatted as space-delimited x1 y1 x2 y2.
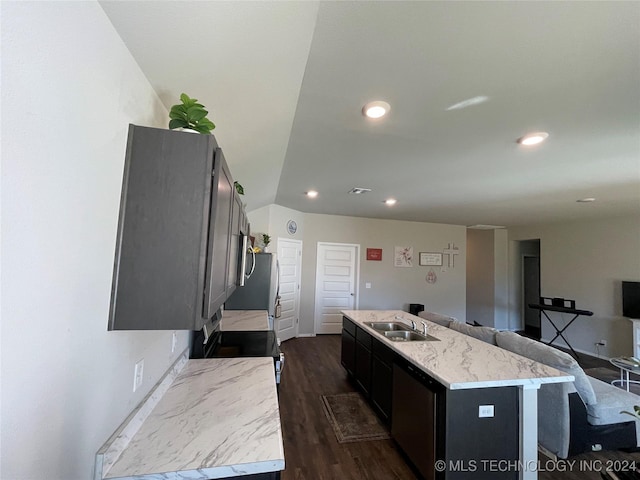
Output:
384 330 440 342
364 321 411 332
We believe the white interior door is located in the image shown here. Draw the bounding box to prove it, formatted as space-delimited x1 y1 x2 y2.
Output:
276 238 302 342
314 243 359 334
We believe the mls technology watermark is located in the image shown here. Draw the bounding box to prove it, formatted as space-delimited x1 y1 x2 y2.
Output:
434 459 637 473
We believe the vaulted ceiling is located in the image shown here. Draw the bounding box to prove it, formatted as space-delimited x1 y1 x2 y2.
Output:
101 1 640 227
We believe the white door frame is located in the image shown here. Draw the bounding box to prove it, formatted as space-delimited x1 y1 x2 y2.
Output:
276 237 302 341
314 242 360 334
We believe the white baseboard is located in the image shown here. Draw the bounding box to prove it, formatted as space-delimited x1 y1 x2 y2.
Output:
296 333 316 338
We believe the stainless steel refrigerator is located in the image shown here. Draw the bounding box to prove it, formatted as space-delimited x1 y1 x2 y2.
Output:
224 253 279 326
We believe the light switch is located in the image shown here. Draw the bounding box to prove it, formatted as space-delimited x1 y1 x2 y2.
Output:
365 282 371 289
479 405 494 418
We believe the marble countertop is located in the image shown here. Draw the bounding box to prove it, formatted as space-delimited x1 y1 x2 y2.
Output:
221 310 270 331
104 357 284 480
342 310 574 390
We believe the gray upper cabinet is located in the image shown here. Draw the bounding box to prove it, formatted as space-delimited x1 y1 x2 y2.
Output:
109 125 238 331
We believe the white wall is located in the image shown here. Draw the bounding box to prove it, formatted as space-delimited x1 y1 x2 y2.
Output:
300 214 466 335
466 229 495 326
247 204 305 248
508 214 640 357
1 3 189 479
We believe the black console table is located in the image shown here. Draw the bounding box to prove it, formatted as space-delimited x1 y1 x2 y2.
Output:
527 303 593 359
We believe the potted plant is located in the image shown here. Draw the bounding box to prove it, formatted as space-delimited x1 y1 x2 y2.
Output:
262 234 271 252
168 93 215 134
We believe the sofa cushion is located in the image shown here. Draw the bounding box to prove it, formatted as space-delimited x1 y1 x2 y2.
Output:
449 322 498 345
417 311 456 328
587 377 640 446
495 331 597 406
586 377 640 425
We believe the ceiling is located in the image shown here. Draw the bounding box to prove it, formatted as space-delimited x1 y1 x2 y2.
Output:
101 1 640 227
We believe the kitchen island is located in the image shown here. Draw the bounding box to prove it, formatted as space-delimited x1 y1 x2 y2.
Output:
95 356 284 480
342 310 574 480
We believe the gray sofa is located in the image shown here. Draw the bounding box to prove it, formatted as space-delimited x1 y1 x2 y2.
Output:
417 310 640 458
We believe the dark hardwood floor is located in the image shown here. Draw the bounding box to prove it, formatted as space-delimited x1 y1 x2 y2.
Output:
278 335 417 480
278 335 640 480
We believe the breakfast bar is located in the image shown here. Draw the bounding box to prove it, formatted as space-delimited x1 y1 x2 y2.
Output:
342 310 574 480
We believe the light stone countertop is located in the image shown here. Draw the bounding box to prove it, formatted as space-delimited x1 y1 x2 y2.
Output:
104 357 284 480
221 310 270 331
342 310 574 390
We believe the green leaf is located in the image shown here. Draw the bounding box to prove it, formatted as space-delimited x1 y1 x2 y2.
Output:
234 181 245 195
180 93 197 107
169 119 188 130
169 108 187 121
186 106 207 122
199 118 215 131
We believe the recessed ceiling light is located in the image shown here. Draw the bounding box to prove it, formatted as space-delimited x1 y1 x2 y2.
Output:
306 190 318 198
446 95 489 111
517 132 549 146
348 187 372 194
362 101 390 119
384 198 397 206
576 197 596 203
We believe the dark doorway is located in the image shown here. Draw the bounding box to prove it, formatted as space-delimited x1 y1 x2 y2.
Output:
523 253 541 339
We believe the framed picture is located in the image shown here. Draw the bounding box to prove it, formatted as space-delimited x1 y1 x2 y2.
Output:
419 252 443 266
394 246 413 267
366 248 382 261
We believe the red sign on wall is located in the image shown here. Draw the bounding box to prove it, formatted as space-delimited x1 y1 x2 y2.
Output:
366 248 383 261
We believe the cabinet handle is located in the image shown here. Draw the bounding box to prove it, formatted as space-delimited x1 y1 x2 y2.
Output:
239 235 248 286
246 246 256 278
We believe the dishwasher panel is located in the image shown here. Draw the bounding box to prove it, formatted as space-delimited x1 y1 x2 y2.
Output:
392 362 439 480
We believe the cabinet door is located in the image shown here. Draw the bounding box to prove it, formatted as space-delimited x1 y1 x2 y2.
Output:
355 340 372 396
341 330 356 375
226 190 242 295
371 339 394 422
109 125 216 330
203 148 233 319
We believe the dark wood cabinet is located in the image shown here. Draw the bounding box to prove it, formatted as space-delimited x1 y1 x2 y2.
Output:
226 189 243 296
342 316 393 411
341 329 356 376
371 339 394 422
355 339 372 396
109 125 244 331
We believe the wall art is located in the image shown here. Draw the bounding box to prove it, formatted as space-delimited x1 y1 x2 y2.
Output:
394 246 413 267
366 248 383 261
419 252 443 266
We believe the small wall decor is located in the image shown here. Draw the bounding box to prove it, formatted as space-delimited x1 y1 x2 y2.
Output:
419 252 443 266
286 219 297 235
426 269 437 284
394 246 413 267
366 248 383 261
442 242 460 268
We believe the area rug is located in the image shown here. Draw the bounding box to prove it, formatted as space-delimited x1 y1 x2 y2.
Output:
320 393 391 443
585 367 640 396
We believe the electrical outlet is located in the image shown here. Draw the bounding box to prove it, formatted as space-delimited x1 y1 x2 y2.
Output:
133 359 144 392
171 331 177 353
365 282 371 289
479 405 495 418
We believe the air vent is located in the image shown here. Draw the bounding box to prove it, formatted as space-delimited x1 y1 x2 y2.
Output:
348 187 372 194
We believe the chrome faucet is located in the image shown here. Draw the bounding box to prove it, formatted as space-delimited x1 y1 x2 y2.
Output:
421 321 428 335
